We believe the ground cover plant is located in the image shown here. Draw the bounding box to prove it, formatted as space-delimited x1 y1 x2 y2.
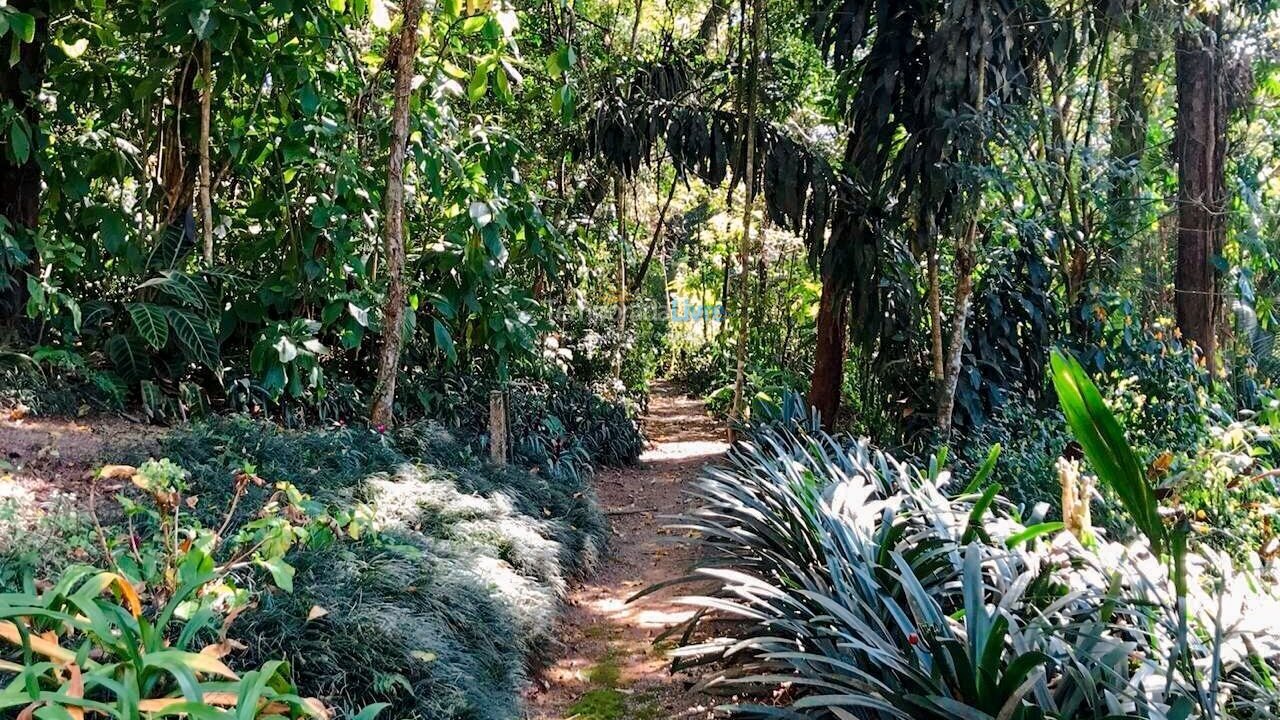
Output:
658 371 1280 718
0 413 614 718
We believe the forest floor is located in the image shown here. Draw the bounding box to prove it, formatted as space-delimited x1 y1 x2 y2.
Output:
527 381 728 720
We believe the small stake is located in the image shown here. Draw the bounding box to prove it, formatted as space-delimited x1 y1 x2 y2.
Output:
489 390 507 466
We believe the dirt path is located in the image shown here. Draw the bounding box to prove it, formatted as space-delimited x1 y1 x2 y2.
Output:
527 381 728 720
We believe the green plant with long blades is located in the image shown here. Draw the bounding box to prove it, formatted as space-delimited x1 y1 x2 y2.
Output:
1050 348 1215 713
0 558 390 718
656 409 1169 719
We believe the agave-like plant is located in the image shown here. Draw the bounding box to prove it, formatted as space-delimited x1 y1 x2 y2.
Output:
658 391 1280 719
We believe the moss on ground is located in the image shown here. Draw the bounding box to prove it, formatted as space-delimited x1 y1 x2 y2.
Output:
566 645 663 720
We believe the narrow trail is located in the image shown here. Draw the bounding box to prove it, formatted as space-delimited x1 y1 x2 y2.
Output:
527 381 728 719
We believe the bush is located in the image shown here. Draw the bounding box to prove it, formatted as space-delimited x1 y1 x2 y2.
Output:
662 397 1280 719
2 414 610 719
0 561 383 718
413 376 645 476
137 418 605 718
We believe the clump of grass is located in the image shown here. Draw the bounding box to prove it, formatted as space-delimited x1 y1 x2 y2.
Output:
141 416 609 718
568 689 628 720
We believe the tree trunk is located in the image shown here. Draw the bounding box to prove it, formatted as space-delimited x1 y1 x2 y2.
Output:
369 0 424 427
936 221 976 438
158 54 200 228
807 279 848 430
1174 13 1225 377
924 212 943 385
935 10 987 437
0 1 47 324
612 177 628 379
698 0 731 42
198 41 214 265
729 0 762 439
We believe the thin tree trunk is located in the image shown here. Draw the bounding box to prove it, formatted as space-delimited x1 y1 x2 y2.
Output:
698 0 731 42
369 0 424 427
1174 13 1225 377
0 1 47 323
199 41 214 265
924 212 943 385
1110 8 1156 241
159 54 200 227
807 279 848 430
612 176 628 379
628 177 677 295
936 220 977 437
729 0 762 438
935 10 988 437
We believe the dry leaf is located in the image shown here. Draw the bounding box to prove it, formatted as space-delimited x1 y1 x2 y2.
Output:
0 621 76 663
306 605 329 622
302 697 332 719
64 662 85 720
98 464 137 480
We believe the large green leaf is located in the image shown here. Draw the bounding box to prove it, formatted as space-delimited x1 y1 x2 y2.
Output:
127 303 169 350
1050 348 1165 555
165 307 220 370
105 333 150 380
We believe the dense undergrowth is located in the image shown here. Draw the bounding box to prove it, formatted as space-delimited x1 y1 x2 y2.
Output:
0 385 640 717
663 387 1280 719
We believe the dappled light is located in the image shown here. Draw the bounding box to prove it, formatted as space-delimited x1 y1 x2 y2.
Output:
6 0 1280 718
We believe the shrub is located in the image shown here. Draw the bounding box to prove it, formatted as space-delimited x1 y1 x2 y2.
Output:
136 417 605 718
661 395 1280 719
0 560 382 719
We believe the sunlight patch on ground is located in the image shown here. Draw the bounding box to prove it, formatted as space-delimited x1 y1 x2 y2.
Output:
640 440 728 463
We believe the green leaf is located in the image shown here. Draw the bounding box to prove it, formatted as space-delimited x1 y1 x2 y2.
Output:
962 443 1001 494
350 704 392 720
256 557 295 592
165 307 220 370
274 336 298 363
467 66 489 102
57 38 90 59
961 483 1001 545
106 333 150 380
433 319 457 362
299 83 320 115
99 210 127 254
1004 522 1065 548
1050 348 1165 555
128 303 169 350
461 15 487 34
188 8 217 40
9 12 36 43
9 121 30 164
545 45 570 77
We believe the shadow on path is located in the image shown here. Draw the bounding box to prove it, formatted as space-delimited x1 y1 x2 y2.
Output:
526 381 728 719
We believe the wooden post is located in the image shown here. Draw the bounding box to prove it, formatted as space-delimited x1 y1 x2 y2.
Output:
489 390 507 465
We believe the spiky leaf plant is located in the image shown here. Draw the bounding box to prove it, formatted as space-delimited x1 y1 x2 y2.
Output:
660 398 1280 719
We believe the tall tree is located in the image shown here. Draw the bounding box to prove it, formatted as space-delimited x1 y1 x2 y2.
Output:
1174 10 1226 376
0 1 47 323
804 0 1045 432
729 0 763 437
370 0 425 426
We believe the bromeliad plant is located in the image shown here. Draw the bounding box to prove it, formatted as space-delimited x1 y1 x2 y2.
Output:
657 390 1280 719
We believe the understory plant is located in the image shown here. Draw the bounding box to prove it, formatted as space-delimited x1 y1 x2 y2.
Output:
0 559 388 719
659 386 1280 718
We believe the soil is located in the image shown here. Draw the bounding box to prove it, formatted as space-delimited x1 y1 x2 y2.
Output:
526 381 728 719
0 413 163 512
